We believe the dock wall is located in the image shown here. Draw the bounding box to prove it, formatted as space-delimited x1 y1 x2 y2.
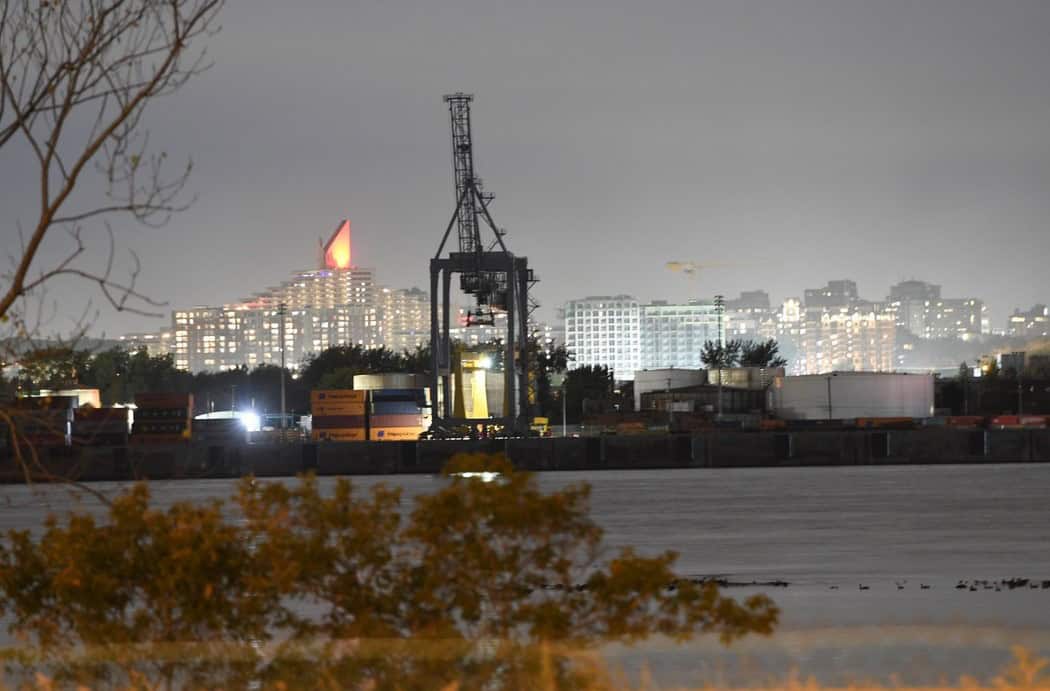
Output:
2 429 1048 482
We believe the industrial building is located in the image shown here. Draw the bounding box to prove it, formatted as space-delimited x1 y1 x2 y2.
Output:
768 371 935 420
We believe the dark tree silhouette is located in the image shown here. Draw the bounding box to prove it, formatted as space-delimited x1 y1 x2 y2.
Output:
739 339 788 368
700 340 741 369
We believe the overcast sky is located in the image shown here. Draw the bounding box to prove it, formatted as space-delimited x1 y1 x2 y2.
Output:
4 0 1050 338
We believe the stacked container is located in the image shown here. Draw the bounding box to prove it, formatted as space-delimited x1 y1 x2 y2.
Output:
311 390 367 442
72 407 130 446
13 396 75 447
131 392 193 444
369 389 426 441
192 417 248 445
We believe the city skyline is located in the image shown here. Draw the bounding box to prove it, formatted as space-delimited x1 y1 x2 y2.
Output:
2 1 1049 341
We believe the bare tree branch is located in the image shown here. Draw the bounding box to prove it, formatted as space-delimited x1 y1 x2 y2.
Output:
0 0 224 324
0 0 224 488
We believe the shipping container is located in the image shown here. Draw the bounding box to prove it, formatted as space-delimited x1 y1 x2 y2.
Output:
132 392 192 443
192 418 247 443
369 414 423 428
369 426 424 441
947 416 985 428
133 420 191 436
855 417 917 430
369 389 427 405
614 422 648 435
371 400 423 415
311 415 367 429
75 407 127 422
310 389 366 404
13 408 71 447
312 428 367 442
72 407 130 446
14 395 77 410
71 427 128 446
311 402 367 416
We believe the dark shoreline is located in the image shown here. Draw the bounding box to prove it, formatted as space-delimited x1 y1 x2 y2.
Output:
3 427 1049 483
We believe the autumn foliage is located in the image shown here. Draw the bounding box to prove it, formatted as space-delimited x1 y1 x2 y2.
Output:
0 454 778 688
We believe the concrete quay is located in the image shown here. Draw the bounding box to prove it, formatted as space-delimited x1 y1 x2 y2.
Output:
2 428 1048 483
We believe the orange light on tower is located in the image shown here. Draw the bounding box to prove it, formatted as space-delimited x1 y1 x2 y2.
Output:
323 220 352 269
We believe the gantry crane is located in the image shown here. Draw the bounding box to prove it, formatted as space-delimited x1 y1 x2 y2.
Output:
429 93 535 436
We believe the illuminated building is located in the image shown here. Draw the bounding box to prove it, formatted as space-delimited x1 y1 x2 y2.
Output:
564 296 642 380
378 287 429 353
1007 304 1050 338
803 280 859 308
885 280 988 340
725 290 777 341
118 331 174 357
798 309 896 374
167 220 428 372
640 300 721 370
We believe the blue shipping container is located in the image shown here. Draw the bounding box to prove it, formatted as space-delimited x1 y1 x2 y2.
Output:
371 401 422 415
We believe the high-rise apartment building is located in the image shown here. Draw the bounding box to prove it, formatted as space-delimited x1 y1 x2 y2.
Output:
640 300 720 370
1007 305 1050 339
922 298 986 340
378 287 429 354
165 220 428 372
803 280 859 309
118 331 174 358
798 309 896 374
885 280 987 340
725 290 776 341
564 296 641 380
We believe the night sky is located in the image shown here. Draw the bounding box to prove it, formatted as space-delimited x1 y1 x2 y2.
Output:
3 0 1049 338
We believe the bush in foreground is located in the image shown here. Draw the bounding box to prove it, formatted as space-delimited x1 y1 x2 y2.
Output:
0 453 778 689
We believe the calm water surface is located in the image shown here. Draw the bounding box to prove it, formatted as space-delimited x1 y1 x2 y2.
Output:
2 463 1048 684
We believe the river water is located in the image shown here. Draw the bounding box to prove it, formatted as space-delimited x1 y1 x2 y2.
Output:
1 463 1048 685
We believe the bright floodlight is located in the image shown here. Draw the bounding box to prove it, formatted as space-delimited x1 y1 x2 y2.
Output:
479 355 493 369
238 410 261 433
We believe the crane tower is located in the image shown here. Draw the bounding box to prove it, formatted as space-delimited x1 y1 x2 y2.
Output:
429 93 534 435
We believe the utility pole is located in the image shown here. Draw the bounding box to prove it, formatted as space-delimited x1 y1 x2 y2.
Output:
666 377 673 430
826 375 833 420
561 383 567 437
278 302 287 438
714 294 725 421
1018 373 1023 416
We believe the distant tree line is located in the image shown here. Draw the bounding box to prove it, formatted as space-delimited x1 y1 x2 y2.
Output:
3 339 576 419
2 337 800 422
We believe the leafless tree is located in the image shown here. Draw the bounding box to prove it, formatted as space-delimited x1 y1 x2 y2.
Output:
0 0 223 485
0 0 224 330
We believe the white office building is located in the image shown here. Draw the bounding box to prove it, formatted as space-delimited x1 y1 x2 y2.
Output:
640 300 720 370
564 296 641 380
